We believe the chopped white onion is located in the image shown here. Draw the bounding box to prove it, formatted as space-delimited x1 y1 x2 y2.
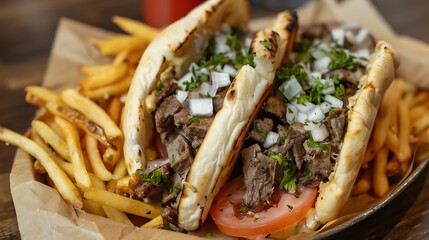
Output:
200 82 217 97
178 72 193 89
355 27 369 44
215 34 229 54
279 75 304 100
345 30 357 44
308 72 322 86
286 104 297 124
311 124 329 141
341 21 360 30
319 102 332 114
351 48 370 65
189 98 213 117
244 36 252 48
175 90 189 104
292 100 315 113
321 78 335 95
222 64 237 77
211 71 231 88
325 95 343 108
225 51 236 60
307 105 325 122
296 112 308 124
311 48 325 60
263 131 280 148
331 28 345 46
188 62 199 73
313 56 330 73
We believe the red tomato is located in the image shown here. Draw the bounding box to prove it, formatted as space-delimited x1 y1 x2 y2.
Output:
210 176 317 238
155 132 168 159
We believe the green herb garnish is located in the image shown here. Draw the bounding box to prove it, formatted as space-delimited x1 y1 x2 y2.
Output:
135 168 143 175
279 160 297 192
276 64 307 83
189 116 200 124
252 120 267 139
141 169 166 186
202 232 214 238
323 44 361 71
199 53 229 68
259 39 272 50
294 38 313 64
303 166 313 178
268 151 287 165
240 204 248 213
233 49 254 69
287 205 294 211
307 136 329 151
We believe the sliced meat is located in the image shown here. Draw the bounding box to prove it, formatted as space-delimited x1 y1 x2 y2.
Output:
166 135 193 173
213 88 227 113
182 117 213 149
326 108 346 149
263 96 286 120
241 144 277 212
249 118 274 144
289 122 308 170
342 83 358 106
157 83 178 106
174 108 190 127
325 69 358 86
155 95 183 132
133 163 171 199
302 140 332 186
162 205 178 226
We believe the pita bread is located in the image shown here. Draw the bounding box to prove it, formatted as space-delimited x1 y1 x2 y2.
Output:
122 0 298 230
299 41 400 231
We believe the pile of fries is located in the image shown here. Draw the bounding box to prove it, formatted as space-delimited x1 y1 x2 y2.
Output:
0 16 164 228
353 78 429 197
1 14 429 231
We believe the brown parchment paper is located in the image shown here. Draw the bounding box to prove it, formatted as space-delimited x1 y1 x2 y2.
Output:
9 0 429 239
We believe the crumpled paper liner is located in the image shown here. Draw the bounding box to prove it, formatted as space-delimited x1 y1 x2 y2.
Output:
10 0 429 239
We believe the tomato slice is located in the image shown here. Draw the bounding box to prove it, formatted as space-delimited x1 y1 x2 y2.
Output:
210 176 317 238
155 132 168 159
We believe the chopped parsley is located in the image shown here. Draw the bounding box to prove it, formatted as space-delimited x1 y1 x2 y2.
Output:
276 64 307 82
135 168 144 175
198 53 229 69
279 160 297 192
287 205 294 211
279 134 287 145
202 232 214 238
307 136 329 151
170 155 175 164
188 116 200 124
303 166 313 178
240 204 248 213
268 151 287 165
259 39 272 50
141 169 166 186
294 38 313 64
323 44 361 71
233 49 255 69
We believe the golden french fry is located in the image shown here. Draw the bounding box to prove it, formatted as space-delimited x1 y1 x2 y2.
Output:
60 89 123 148
410 105 428 123
90 35 149 56
32 132 75 180
112 50 130 66
46 102 112 148
352 167 372 196
372 81 400 152
116 175 131 193
34 159 46 174
386 156 401 177
82 75 132 99
55 117 92 190
373 148 389 198
385 129 400 159
0 126 82 208
81 64 111 77
25 86 60 107
102 147 122 170
83 199 107 217
107 156 127 192
128 49 145 66
413 113 429 134
84 134 113 181
80 62 128 90
107 97 123 125
141 215 164 229
112 16 159 39
31 120 70 162
409 91 429 108
398 100 412 162
89 173 132 225
83 188 163 219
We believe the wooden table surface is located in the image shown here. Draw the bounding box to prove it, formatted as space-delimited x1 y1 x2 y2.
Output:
1 0 428 239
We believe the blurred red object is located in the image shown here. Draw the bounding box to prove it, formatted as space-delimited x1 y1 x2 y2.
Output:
142 0 205 28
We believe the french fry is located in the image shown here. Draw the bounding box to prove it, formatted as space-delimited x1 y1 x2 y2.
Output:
102 147 122 170
352 167 372 195
82 199 107 217
60 89 123 148
31 120 70 162
25 86 60 107
385 129 400 159
83 188 164 219
46 101 112 148
34 159 46 174
90 35 149 56
398 100 412 162
0 126 82 208
84 134 113 181
112 16 159 39
81 64 111 77
413 113 429 134
107 156 127 192
80 62 128 90
116 175 131 193
386 156 401 177
82 75 132 99
141 215 164 229
55 117 92 190
107 96 123 125
373 148 389 198
89 174 132 225
32 132 75 180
